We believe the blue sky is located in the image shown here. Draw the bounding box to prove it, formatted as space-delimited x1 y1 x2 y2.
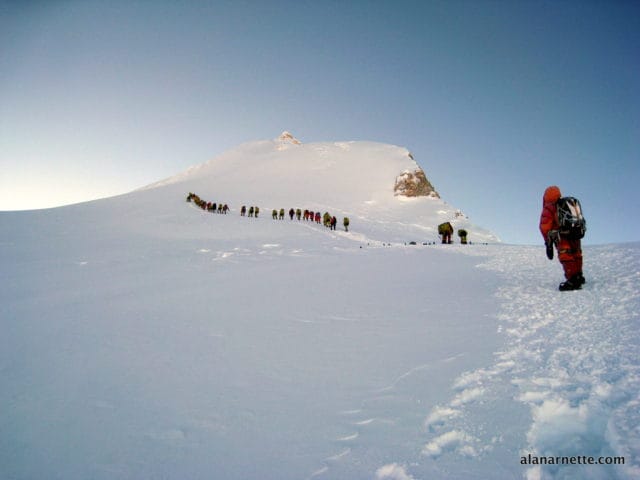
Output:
1 0 638 245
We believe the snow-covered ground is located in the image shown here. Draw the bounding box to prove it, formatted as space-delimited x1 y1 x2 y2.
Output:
1 135 638 479
421 243 640 480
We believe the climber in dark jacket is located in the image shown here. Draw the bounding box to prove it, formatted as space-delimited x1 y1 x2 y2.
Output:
438 222 453 244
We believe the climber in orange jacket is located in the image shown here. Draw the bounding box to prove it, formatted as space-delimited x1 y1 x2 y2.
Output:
539 186 585 291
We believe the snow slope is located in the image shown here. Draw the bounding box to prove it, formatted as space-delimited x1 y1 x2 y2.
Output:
140 132 498 245
1 135 638 479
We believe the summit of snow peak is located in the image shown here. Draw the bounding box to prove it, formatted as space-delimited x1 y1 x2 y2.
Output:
276 131 302 147
136 134 499 243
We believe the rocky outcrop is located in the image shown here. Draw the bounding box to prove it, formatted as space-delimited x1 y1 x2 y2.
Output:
277 131 302 145
394 168 439 198
275 131 302 151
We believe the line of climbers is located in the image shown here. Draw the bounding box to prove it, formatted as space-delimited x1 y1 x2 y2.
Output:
271 208 349 232
438 222 469 244
188 193 478 244
186 193 229 214
240 206 260 217
187 194 350 232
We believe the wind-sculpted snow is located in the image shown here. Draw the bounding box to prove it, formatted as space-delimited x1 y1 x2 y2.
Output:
417 244 640 480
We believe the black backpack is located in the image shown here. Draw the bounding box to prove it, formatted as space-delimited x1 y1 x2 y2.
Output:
556 197 586 239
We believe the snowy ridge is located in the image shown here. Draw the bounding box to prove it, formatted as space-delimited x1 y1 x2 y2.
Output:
138 132 498 244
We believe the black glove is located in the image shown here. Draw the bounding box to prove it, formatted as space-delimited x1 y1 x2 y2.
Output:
545 241 554 260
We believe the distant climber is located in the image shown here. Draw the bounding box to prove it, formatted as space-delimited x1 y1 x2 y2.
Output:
272 209 278 220
438 222 453 244
241 205 247 216
343 217 349 232
458 229 468 245
279 208 285 220
289 208 295 220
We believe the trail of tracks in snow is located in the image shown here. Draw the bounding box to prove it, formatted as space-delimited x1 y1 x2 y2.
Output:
303 244 640 479
419 244 640 480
